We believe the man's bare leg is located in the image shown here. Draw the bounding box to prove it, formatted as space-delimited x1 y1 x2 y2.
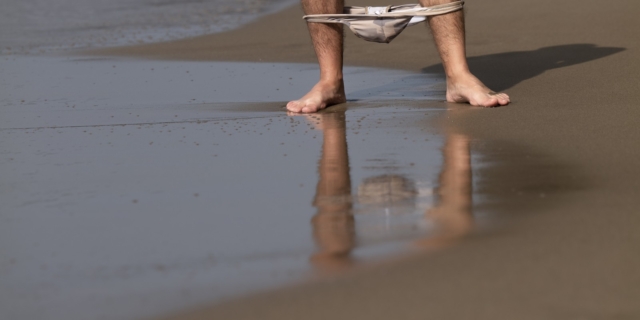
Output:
421 0 510 107
286 0 346 113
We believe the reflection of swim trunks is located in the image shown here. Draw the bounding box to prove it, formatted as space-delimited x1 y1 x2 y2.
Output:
304 1 464 43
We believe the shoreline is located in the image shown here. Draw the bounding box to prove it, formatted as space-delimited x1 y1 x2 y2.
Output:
87 0 442 71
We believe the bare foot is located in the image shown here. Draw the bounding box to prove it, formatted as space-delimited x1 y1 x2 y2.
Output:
286 80 346 113
446 74 510 108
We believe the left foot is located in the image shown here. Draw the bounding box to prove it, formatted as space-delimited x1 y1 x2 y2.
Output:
446 73 510 107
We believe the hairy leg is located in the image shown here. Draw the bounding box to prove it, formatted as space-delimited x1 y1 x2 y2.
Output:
286 0 346 113
420 0 510 107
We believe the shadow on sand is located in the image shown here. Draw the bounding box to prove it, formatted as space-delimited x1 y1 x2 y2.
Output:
422 44 625 91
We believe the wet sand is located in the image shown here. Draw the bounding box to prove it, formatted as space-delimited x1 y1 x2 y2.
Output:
93 0 640 319
11 0 640 318
4 54 483 318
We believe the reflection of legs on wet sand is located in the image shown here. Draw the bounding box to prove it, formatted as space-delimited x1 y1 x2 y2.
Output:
308 111 355 271
302 111 473 266
417 133 473 248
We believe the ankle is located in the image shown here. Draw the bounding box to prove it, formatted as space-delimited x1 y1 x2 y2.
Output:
319 69 343 82
444 64 472 81
446 71 477 85
318 76 344 88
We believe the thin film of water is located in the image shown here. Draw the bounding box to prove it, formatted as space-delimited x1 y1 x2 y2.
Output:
0 58 479 320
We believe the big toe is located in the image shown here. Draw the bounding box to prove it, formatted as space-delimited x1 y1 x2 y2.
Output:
496 93 510 105
286 100 305 113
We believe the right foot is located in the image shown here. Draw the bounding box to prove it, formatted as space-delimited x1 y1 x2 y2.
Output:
446 74 510 108
286 80 346 113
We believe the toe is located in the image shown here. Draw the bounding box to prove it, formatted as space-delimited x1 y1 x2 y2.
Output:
286 101 303 113
481 97 499 108
496 93 510 105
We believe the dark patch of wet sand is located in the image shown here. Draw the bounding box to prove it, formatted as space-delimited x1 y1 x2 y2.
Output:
2 53 467 319
96 0 640 319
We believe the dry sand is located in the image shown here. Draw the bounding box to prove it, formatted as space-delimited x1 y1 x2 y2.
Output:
95 0 640 319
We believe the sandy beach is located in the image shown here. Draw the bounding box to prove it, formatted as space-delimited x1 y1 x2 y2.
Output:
2 0 639 319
